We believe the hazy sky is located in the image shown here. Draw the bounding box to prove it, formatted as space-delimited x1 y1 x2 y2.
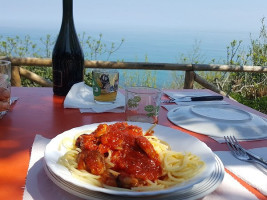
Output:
1 0 266 34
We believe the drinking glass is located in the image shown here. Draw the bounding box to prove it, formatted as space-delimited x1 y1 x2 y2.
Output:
125 86 162 124
92 69 119 104
0 60 11 118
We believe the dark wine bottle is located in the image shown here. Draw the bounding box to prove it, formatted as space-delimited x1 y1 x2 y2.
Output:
52 0 84 96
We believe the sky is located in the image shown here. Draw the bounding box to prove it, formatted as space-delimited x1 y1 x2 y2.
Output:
0 0 266 64
0 0 266 34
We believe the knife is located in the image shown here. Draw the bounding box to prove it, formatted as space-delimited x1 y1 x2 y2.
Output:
171 95 223 102
191 96 223 101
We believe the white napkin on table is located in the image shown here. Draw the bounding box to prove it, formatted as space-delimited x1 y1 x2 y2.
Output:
164 91 212 99
23 135 258 200
203 172 258 200
163 91 229 106
215 147 267 196
64 82 125 113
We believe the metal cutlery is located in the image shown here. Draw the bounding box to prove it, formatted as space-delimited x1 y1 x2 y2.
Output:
162 95 223 103
224 136 267 168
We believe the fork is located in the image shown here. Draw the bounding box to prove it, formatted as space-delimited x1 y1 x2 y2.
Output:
161 96 196 103
161 97 176 103
224 136 267 168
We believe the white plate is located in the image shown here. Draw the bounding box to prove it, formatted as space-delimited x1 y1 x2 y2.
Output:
43 155 224 200
167 105 267 140
191 105 252 122
44 122 217 197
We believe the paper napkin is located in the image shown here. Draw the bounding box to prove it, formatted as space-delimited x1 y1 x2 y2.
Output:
202 172 258 200
164 91 212 99
163 91 229 106
64 82 125 113
215 147 267 196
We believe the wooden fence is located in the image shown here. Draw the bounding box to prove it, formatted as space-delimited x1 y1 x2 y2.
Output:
3 56 267 98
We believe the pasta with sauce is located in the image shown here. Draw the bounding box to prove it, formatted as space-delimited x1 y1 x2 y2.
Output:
58 122 205 191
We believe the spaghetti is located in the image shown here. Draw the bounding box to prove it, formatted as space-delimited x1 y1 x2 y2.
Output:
58 122 205 191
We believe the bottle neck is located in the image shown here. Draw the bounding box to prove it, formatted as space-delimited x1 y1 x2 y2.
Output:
62 0 73 22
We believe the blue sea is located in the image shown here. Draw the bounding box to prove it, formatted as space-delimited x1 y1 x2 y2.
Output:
0 26 256 88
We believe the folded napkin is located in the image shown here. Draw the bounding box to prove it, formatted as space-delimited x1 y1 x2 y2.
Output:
215 147 267 196
64 82 125 113
202 172 257 200
164 91 212 99
23 135 258 200
164 91 229 106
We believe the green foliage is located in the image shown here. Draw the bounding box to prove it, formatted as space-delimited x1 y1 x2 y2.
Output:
226 40 244 65
168 72 184 89
178 40 208 65
84 70 93 87
119 54 157 88
0 33 124 87
230 92 267 114
168 18 267 113
21 66 53 87
122 70 157 88
79 33 125 61
250 18 267 66
39 34 55 58
0 34 55 87
172 39 225 89
223 18 267 114
0 35 40 57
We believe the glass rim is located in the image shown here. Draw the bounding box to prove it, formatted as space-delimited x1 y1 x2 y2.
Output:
92 69 118 73
0 60 11 65
125 86 161 94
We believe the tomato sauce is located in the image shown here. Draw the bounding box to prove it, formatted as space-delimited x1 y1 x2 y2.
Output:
75 122 162 188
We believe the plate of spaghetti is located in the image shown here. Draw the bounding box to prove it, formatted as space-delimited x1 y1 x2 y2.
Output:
44 122 216 197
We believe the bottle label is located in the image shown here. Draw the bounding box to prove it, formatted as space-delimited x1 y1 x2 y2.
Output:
53 70 63 87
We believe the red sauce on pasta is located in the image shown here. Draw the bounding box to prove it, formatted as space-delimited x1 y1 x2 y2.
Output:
75 122 162 188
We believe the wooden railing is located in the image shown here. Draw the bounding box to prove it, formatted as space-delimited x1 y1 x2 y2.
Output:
3 56 267 98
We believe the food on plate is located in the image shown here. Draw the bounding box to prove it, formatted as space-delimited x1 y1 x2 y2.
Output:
58 122 205 191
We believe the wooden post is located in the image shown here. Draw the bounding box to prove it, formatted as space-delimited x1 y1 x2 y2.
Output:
11 66 22 86
184 71 194 89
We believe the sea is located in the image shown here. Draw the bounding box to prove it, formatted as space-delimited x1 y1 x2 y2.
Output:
0 26 257 88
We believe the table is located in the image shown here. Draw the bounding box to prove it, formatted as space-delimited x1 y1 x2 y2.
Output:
0 87 266 200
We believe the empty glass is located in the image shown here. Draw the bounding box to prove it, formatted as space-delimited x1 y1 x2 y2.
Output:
125 86 162 124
